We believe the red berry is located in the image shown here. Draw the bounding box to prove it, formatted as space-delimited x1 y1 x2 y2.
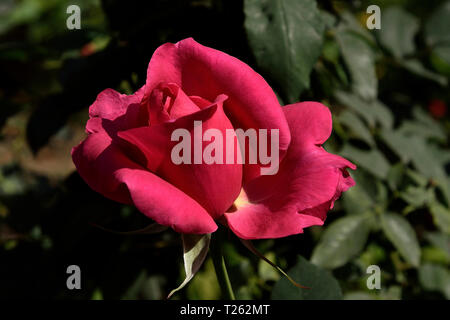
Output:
428 99 447 118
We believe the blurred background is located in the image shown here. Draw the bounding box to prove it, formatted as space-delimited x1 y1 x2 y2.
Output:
0 0 449 300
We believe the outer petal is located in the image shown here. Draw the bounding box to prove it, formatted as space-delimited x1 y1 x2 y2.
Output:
223 102 356 239
118 97 242 219
71 131 217 234
144 37 291 183
86 86 148 138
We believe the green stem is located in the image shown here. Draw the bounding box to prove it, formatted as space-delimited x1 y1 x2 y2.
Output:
210 230 236 300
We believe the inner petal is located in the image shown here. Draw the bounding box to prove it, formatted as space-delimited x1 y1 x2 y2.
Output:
118 97 242 219
146 83 201 125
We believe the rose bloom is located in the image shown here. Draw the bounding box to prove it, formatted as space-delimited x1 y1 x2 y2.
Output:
72 38 356 239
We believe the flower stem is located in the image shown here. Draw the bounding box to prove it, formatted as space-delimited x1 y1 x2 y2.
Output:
210 229 236 300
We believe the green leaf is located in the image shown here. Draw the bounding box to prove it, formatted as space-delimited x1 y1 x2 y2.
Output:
244 0 325 102
375 181 389 211
343 170 388 217
340 145 390 180
339 11 376 45
320 10 337 29
425 1 450 47
334 91 393 129
335 91 376 127
387 163 405 191
381 213 421 267
433 45 450 69
398 121 446 141
167 233 211 298
422 246 450 265
437 178 450 208
412 106 445 129
377 6 419 58
380 129 447 180
400 186 434 208
405 169 428 187
425 232 450 257
0 0 44 34
407 138 447 181
360 243 387 266
428 144 450 166
400 59 448 86
379 129 414 163
311 214 371 269
418 263 450 299
425 0 450 70
338 110 375 146
342 181 374 216
336 29 377 100
371 100 394 129
430 48 450 75
272 256 342 300
322 38 340 64
397 106 446 141
429 202 450 234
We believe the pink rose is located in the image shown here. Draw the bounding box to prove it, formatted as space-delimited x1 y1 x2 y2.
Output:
72 38 355 239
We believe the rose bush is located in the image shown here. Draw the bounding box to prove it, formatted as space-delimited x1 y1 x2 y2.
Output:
72 38 356 240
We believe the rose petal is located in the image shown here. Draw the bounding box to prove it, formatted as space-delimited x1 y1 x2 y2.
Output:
86 86 147 138
144 37 291 183
72 131 217 234
118 96 242 219
223 102 356 239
